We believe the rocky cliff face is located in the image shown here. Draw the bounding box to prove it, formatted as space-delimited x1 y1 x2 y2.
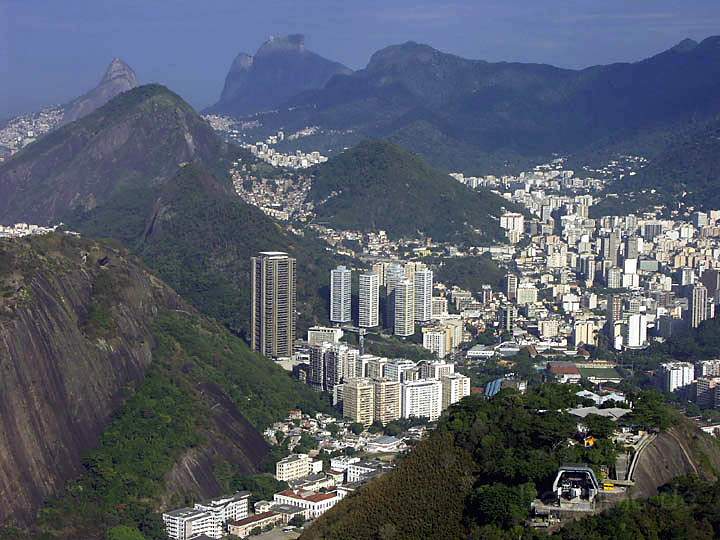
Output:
0 234 178 523
0 234 270 528
208 34 352 117
632 420 720 499
62 58 139 124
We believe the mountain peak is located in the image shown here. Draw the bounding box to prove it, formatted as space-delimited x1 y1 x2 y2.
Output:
669 38 699 53
101 58 138 85
257 34 306 56
208 34 351 117
62 58 139 124
367 41 444 70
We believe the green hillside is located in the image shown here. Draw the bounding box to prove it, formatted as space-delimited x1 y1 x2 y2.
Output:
0 84 337 336
625 116 720 209
301 386 606 539
301 385 717 540
74 162 335 337
36 310 330 540
310 140 513 242
0 234 329 539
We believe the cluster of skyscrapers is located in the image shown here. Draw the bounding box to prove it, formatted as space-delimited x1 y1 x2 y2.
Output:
329 263 434 337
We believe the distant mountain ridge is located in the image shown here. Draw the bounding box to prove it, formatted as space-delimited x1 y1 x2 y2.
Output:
247 36 720 174
62 58 139 124
207 34 352 116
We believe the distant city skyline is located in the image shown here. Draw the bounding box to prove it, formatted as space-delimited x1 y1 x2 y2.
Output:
3 0 720 117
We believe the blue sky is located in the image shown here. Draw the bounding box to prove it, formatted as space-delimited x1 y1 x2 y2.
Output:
2 0 720 117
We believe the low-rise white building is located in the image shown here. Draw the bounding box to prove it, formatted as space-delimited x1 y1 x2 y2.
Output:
163 508 214 540
273 489 339 519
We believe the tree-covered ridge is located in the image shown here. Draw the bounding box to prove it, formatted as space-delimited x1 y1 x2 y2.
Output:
255 36 720 175
74 163 337 337
625 115 720 210
309 140 515 242
301 385 636 539
432 254 505 292
0 83 339 338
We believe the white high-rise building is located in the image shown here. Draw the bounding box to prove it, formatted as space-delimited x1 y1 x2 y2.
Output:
384 359 417 383
573 320 598 347
385 263 406 328
413 269 433 322
440 373 470 409
163 492 250 540
689 283 709 329
385 263 405 295
505 274 519 301
660 362 695 393
307 326 343 346
163 508 214 540
359 272 380 328
394 279 415 336
373 378 401 425
500 212 525 237
432 296 449 318
330 265 352 324
624 313 648 349
401 379 443 421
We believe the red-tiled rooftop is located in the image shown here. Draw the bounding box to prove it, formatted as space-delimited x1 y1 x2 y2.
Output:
548 362 580 375
229 511 277 527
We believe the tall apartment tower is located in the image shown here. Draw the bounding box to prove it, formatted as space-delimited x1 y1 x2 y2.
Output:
343 379 375 426
689 283 708 329
413 269 433 322
330 265 352 324
394 279 416 337
384 262 405 328
359 272 380 328
499 305 518 333
505 273 518 301
251 252 296 358
607 294 623 334
373 379 401 425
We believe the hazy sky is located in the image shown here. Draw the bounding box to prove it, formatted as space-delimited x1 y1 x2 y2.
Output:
3 0 720 117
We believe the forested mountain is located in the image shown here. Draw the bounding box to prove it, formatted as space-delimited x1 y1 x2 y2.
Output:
207 34 352 117
301 387 720 539
309 140 516 242
0 84 335 335
622 116 720 209
0 234 328 539
246 36 720 174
